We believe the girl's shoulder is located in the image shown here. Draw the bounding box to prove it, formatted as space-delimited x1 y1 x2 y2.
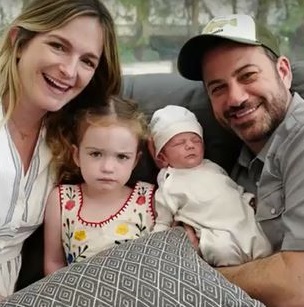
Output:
57 184 82 210
131 181 155 205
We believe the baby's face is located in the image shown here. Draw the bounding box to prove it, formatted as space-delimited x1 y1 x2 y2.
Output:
161 132 204 169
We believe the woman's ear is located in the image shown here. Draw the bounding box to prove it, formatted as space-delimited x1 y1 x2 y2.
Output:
9 27 20 47
9 27 23 60
72 144 80 167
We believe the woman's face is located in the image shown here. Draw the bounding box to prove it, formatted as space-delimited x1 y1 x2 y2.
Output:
16 15 104 116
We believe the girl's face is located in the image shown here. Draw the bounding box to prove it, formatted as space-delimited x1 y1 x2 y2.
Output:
16 15 103 117
73 124 140 193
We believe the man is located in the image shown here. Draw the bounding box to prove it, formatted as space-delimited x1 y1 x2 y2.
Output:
177 14 304 307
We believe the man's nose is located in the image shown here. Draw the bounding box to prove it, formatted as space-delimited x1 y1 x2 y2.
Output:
226 81 249 107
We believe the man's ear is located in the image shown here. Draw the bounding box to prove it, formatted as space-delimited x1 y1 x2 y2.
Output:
72 144 80 167
276 56 292 90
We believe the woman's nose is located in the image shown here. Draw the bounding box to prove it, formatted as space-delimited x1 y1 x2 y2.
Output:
59 57 78 79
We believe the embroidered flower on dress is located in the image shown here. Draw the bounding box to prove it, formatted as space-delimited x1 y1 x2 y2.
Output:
115 223 129 235
136 185 148 205
74 230 86 241
136 195 146 205
64 186 76 210
65 200 75 210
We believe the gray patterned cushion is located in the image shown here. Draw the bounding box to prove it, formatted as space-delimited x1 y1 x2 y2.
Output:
2 228 264 307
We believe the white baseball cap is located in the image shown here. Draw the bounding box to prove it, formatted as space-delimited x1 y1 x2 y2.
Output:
178 14 280 81
149 105 203 157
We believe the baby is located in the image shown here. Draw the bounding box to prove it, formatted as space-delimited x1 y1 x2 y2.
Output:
150 105 272 266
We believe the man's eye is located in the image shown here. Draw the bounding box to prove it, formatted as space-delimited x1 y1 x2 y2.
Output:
241 72 258 82
210 84 225 95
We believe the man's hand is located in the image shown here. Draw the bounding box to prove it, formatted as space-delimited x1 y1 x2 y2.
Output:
217 251 304 307
173 222 200 254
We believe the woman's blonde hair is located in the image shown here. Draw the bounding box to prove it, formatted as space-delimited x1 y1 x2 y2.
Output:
0 0 121 120
49 96 149 184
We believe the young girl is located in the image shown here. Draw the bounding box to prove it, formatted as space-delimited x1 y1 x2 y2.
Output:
44 97 155 275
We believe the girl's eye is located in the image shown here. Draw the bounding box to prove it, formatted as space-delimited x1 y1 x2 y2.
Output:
90 152 101 158
117 154 129 160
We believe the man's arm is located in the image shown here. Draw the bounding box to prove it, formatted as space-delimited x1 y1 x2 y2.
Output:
184 223 304 306
218 251 304 307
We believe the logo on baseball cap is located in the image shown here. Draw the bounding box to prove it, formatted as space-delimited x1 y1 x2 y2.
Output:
177 14 280 81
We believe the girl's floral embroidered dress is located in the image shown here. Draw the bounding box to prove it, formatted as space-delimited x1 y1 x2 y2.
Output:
60 181 155 264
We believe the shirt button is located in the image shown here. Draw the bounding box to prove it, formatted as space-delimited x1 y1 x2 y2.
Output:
256 181 259 187
270 208 276 215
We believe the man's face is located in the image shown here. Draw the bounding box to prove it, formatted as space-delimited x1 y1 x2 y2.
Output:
202 43 292 153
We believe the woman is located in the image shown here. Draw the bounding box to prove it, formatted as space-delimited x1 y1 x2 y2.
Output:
0 0 121 297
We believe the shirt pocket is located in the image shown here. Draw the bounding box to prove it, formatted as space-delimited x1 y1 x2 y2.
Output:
256 182 284 222
256 181 284 251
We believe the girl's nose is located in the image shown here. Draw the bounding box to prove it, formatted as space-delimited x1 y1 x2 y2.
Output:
100 157 115 173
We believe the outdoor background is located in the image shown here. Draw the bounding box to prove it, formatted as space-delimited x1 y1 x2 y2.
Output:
0 0 303 74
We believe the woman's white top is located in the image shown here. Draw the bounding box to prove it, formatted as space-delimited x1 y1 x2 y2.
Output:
0 107 53 296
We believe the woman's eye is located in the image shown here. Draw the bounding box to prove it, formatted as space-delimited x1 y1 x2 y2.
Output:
49 42 65 51
82 58 96 69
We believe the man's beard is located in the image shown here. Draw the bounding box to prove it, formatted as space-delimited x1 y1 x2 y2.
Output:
222 83 289 144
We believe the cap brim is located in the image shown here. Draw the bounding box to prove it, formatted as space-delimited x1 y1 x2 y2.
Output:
177 34 260 81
